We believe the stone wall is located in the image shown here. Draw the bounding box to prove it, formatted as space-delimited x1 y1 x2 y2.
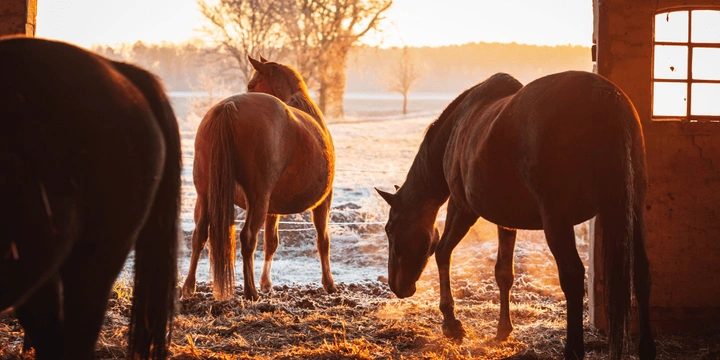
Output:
0 0 37 37
592 0 720 332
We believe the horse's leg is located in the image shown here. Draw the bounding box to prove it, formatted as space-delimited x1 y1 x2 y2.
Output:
632 211 656 359
15 276 63 358
435 199 477 341
312 190 337 294
182 193 209 298
59 238 133 359
542 215 585 360
260 214 279 293
239 197 269 301
495 226 517 340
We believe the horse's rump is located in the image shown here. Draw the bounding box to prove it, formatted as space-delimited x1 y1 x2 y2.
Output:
196 93 333 215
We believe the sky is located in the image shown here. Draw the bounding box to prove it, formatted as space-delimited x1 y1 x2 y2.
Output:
36 0 593 49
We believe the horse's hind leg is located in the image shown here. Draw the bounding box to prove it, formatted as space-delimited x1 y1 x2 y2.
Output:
435 199 476 341
542 215 585 360
182 193 209 298
495 226 517 340
59 236 133 359
312 190 337 294
632 210 656 359
239 196 269 301
15 276 63 358
260 214 279 293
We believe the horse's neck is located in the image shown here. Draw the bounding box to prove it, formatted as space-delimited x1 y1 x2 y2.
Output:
287 91 325 127
402 114 456 209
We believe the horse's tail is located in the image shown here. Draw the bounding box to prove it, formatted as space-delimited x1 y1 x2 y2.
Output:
112 61 181 359
599 93 638 360
206 102 238 300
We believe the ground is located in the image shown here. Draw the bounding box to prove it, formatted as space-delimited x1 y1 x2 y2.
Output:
1 115 718 359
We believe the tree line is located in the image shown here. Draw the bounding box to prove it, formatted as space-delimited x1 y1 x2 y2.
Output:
92 41 590 104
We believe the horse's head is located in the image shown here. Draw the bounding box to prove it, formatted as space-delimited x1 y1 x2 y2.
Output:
247 55 303 103
376 186 440 298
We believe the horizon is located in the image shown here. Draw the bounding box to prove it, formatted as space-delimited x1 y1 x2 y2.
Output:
36 0 593 49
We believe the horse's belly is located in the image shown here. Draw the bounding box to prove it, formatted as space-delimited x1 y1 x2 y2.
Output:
463 181 598 230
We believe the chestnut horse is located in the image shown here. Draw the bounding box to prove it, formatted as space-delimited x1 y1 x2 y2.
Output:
0 37 180 359
182 56 336 301
376 72 656 360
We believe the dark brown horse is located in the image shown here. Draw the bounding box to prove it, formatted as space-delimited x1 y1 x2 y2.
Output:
0 37 180 359
182 56 336 301
376 71 656 360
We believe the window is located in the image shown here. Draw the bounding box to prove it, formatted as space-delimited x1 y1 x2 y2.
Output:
653 10 720 121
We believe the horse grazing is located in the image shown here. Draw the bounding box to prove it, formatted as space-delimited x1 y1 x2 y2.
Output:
182 56 336 301
376 71 656 360
0 37 181 359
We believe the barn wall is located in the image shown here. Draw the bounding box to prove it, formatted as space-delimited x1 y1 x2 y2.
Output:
0 0 37 37
591 0 720 332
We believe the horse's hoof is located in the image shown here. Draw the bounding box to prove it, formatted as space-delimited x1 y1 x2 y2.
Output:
243 290 260 301
495 326 513 341
324 283 338 294
442 319 466 342
260 284 274 294
564 343 585 360
181 284 195 299
638 337 657 360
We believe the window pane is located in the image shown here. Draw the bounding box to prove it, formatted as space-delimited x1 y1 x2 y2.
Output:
653 82 687 117
654 45 688 79
691 10 720 43
655 11 689 43
691 83 720 116
693 48 720 80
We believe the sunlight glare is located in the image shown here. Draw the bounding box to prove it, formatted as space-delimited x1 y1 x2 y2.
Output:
691 10 720 43
691 83 720 116
655 11 688 43
653 82 687 116
693 48 720 80
654 45 688 79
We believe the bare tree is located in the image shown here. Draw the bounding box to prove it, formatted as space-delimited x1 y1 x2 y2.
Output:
197 0 287 84
281 0 393 119
385 46 423 115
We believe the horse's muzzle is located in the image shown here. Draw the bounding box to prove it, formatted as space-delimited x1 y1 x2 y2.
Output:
389 267 417 298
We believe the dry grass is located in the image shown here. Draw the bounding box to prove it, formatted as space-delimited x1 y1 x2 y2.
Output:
2 276 719 359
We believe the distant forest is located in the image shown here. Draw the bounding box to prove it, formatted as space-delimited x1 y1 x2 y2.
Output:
92 41 592 94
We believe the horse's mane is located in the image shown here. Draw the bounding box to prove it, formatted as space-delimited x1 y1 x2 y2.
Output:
267 63 324 122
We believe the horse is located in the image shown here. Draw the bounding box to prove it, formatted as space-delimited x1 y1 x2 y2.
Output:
182 55 336 301
376 71 656 360
0 37 181 359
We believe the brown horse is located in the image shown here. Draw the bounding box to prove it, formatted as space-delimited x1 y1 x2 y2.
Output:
376 71 656 360
182 56 336 301
0 37 180 359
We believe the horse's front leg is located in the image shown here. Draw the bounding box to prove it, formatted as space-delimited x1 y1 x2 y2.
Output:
495 226 518 340
435 199 477 341
312 190 337 294
239 198 269 301
260 215 279 293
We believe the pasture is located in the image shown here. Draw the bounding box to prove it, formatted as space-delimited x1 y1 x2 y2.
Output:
1 97 717 359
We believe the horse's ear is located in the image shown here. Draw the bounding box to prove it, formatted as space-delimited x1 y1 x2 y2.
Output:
248 55 266 72
259 54 269 63
375 187 396 206
394 184 400 191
